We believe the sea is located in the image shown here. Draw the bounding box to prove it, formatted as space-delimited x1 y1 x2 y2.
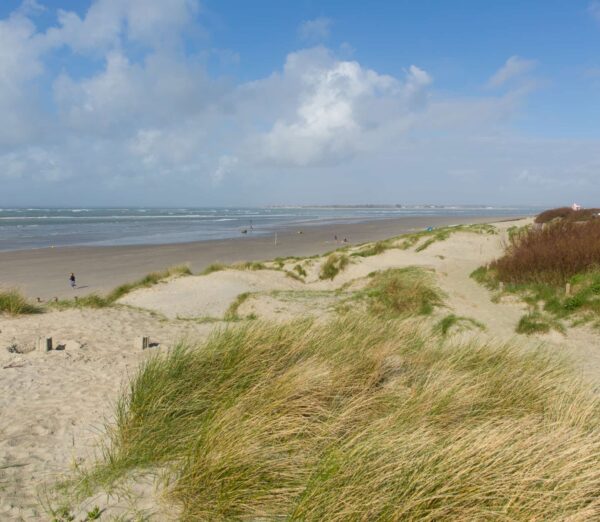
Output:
0 206 539 252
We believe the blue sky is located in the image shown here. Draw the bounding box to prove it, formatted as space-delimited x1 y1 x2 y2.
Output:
0 0 599 206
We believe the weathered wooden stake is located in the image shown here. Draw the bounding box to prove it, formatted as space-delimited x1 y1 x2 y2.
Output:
134 336 150 350
38 337 53 352
566 283 571 296
499 282 504 292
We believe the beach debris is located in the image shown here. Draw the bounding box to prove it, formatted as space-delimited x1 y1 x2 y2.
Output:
135 336 150 350
37 337 53 352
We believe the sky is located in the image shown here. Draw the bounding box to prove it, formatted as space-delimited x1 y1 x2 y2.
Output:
0 0 599 207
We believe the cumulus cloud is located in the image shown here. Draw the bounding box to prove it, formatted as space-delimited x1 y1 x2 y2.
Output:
239 48 431 167
298 17 332 42
487 55 537 88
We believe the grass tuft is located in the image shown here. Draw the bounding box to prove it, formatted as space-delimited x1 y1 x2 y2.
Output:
319 254 350 280
358 267 444 317
516 311 565 335
352 240 391 258
201 263 227 275
224 292 252 321
72 315 600 520
434 313 486 335
0 289 42 315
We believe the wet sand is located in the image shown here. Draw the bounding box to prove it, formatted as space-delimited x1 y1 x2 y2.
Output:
0 215 523 299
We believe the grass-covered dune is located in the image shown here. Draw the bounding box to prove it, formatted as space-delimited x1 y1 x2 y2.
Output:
535 206 600 224
491 219 600 286
0 265 192 316
76 315 600 520
472 213 600 332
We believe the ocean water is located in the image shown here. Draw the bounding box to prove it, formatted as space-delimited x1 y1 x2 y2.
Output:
0 206 537 252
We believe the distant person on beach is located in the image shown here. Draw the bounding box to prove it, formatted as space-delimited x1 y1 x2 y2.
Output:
334 234 338 242
343 237 348 243
69 273 76 289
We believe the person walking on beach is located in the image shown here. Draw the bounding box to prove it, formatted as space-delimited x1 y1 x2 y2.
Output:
69 272 76 289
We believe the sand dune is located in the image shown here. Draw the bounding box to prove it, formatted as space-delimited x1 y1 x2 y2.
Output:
2 217 600 520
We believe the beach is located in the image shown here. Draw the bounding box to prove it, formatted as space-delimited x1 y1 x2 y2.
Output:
0 215 520 299
4 214 600 520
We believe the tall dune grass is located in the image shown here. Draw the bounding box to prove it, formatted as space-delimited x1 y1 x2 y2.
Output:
360 267 444 317
319 253 349 280
0 289 42 315
78 315 600 520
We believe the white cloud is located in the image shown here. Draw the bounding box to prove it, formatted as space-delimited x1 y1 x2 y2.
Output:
488 56 536 88
242 48 424 167
1 1 599 206
18 0 46 16
298 17 332 42
45 0 199 53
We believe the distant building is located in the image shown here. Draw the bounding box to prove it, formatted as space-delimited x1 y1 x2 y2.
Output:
572 203 582 211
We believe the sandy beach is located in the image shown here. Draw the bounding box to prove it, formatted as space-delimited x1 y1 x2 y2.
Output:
0 215 520 300
4 215 600 520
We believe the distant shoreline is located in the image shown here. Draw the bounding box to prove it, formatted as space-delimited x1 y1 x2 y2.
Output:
0 214 528 299
0 206 539 252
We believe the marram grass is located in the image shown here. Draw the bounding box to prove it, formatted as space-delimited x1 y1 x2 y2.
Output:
0 289 42 315
76 314 600 521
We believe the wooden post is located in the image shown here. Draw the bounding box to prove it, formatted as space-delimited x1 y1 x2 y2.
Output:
499 282 504 292
134 336 150 350
38 337 53 352
566 283 571 296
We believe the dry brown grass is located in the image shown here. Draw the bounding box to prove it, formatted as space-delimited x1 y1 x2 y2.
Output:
70 315 600 520
535 207 600 224
491 220 600 285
